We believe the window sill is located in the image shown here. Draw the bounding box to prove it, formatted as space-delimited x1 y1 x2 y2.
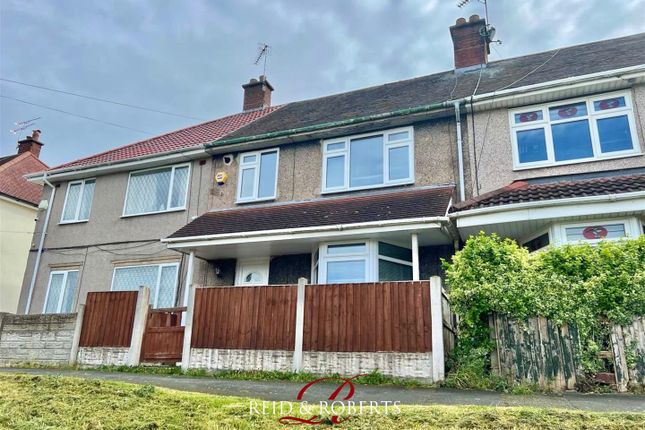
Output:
121 207 186 218
236 197 276 205
321 180 415 195
513 151 642 171
59 220 89 225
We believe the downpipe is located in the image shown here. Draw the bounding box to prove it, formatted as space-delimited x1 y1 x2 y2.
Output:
454 101 466 201
24 172 55 314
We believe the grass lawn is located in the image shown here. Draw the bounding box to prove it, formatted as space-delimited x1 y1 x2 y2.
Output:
1 373 644 429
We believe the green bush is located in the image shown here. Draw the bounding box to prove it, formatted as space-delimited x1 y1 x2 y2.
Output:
443 233 645 376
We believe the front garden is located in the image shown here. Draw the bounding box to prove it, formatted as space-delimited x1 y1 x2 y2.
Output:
442 233 645 392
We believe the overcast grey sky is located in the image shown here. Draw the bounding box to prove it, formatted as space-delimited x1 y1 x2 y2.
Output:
1 0 644 167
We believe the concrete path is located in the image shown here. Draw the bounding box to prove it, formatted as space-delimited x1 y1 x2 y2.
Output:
2 368 644 413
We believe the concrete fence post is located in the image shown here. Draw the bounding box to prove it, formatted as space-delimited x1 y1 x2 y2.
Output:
127 286 150 366
181 284 197 371
292 278 307 372
68 304 85 366
430 276 445 382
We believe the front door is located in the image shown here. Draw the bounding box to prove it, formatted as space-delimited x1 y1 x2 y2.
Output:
235 258 270 286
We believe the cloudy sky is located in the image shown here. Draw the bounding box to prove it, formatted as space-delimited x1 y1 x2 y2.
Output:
1 0 644 166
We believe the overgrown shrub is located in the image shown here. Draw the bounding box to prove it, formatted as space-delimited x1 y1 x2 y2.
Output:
443 233 645 376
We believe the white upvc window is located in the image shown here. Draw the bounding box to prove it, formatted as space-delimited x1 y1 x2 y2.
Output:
236 149 279 203
509 91 640 170
123 164 190 216
322 127 414 193
315 240 413 284
43 270 79 313
60 179 95 223
552 217 642 246
111 263 179 308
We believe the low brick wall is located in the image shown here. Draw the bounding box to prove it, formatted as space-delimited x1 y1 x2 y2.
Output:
189 348 293 372
77 347 129 366
0 312 77 366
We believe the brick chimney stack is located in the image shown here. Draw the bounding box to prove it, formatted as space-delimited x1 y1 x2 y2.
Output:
242 75 273 111
17 129 44 158
450 15 490 70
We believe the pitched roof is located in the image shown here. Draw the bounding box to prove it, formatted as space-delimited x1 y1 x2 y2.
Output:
0 152 49 205
167 186 454 239
52 106 282 170
225 33 645 140
452 173 645 212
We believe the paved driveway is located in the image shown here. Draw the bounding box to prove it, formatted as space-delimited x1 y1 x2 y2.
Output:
2 368 644 413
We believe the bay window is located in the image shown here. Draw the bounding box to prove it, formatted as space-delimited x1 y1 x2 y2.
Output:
322 127 414 193
315 240 413 284
61 179 95 223
111 263 179 308
510 92 639 169
237 149 279 202
123 164 189 216
43 270 79 313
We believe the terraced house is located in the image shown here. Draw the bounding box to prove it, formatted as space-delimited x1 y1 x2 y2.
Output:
19 16 645 317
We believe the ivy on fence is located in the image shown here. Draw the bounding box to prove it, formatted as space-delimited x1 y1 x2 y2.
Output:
443 233 645 376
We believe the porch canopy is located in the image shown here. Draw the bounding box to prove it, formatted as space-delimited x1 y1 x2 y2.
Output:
451 170 645 248
162 186 456 260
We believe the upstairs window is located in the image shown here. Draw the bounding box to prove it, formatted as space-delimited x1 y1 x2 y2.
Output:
510 92 639 169
123 164 189 216
237 149 279 203
43 270 79 313
322 127 414 193
111 263 179 308
61 179 95 223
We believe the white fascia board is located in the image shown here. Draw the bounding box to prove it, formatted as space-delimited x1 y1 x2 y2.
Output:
454 192 645 228
468 66 645 108
26 148 207 183
162 217 449 248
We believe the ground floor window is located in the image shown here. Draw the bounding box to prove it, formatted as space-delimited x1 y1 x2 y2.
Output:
111 263 179 308
43 270 79 313
315 240 413 284
520 217 642 249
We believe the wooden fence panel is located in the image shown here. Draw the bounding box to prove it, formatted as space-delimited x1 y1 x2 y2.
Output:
79 291 138 347
302 281 431 353
490 314 579 390
612 316 645 390
191 286 297 350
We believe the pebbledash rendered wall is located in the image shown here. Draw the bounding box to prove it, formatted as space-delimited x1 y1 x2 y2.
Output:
0 312 81 366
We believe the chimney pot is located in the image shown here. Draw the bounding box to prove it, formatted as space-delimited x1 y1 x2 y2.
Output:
242 75 274 111
17 130 44 158
450 16 489 70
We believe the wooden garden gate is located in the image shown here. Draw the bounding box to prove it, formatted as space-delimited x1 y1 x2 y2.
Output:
140 307 186 364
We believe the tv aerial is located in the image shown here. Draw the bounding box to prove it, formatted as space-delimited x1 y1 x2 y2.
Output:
457 0 502 45
10 117 41 135
254 43 271 76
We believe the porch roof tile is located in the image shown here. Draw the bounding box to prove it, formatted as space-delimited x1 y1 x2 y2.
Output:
167 186 454 239
452 173 645 212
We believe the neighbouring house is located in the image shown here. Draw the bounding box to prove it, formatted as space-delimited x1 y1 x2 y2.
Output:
18 15 645 319
0 130 48 313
